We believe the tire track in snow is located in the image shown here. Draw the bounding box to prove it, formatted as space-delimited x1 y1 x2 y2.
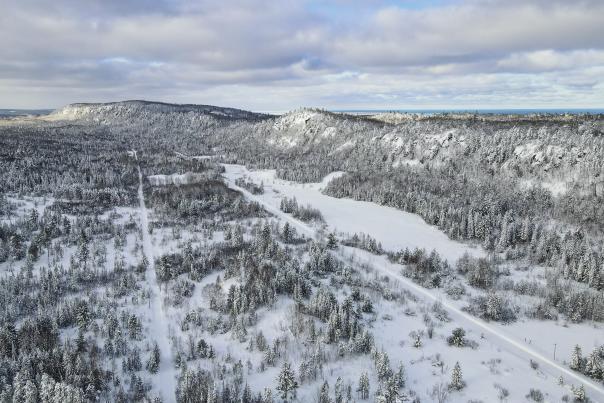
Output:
223 169 604 402
136 158 177 402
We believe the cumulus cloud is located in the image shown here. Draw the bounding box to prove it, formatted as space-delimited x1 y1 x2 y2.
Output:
0 0 603 109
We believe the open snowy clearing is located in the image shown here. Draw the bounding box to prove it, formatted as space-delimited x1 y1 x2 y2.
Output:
222 164 483 263
223 164 604 402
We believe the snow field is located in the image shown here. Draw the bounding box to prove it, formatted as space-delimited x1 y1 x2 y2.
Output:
222 164 604 402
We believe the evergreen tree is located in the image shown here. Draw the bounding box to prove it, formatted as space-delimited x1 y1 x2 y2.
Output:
447 327 466 347
486 293 503 321
282 223 292 243
395 363 406 389
27 208 39 229
77 236 89 267
385 375 400 403
326 233 337 249
585 349 602 379
207 385 219 403
262 388 274 403
334 377 343 403
573 384 586 401
449 362 465 391
375 351 392 380
570 345 583 371
146 343 161 374
357 373 370 400
318 381 331 403
242 383 253 403
276 362 298 401
413 334 422 348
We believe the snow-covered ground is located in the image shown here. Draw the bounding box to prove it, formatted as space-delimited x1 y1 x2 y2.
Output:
137 164 178 402
1 195 54 225
148 172 206 186
222 164 482 263
222 163 604 402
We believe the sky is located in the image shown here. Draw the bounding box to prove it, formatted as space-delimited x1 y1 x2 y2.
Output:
1 0 603 111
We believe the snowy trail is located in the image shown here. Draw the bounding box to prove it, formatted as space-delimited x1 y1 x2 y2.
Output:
223 170 604 402
136 162 177 403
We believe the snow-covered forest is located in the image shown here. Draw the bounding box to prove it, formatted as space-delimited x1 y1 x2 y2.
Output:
1 100 603 402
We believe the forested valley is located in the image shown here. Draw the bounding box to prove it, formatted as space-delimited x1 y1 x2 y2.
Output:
0 101 603 402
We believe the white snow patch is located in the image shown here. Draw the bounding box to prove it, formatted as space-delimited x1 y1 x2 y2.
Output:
320 126 337 138
147 172 205 186
520 178 568 196
223 164 481 263
393 158 421 168
334 139 356 152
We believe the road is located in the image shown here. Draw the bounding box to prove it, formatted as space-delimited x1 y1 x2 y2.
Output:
136 159 177 402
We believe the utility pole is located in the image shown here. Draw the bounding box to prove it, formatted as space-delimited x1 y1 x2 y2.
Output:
554 343 557 361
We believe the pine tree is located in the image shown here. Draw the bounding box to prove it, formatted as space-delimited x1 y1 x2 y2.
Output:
276 361 298 401
23 380 38 403
146 343 161 374
357 372 370 399
318 381 331 403
573 384 586 401
12 370 30 403
376 351 392 380
262 388 274 403
447 328 465 347
206 384 218 403
449 362 465 390
326 233 337 249
40 374 56 402
413 334 422 348
570 345 583 371
27 208 38 230
261 222 271 250
334 377 343 403
75 302 90 331
127 314 142 339
9 234 24 260
76 329 87 352
395 363 406 388
282 222 292 243
585 349 602 379
376 376 399 403
486 293 502 321
78 236 89 267
242 383 253 403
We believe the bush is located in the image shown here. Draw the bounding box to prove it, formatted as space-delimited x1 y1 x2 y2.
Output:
447 328 466 347
526 388 544 402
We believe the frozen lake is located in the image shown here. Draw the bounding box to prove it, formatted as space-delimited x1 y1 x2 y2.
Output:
222 163 483 263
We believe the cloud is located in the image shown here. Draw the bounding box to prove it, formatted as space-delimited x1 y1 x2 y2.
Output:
0 0 603 109
331 1 604 67
497 50 604 73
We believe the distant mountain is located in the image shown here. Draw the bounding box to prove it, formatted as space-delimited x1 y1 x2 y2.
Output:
0 109 52 117
49 100 271 122
43 100 604 198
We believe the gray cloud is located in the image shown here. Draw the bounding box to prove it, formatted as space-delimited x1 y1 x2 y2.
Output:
0 0 603 109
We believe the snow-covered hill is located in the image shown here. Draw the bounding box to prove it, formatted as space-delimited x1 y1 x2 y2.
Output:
43 101 604 198
43 100 604 198
48 100 270 123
